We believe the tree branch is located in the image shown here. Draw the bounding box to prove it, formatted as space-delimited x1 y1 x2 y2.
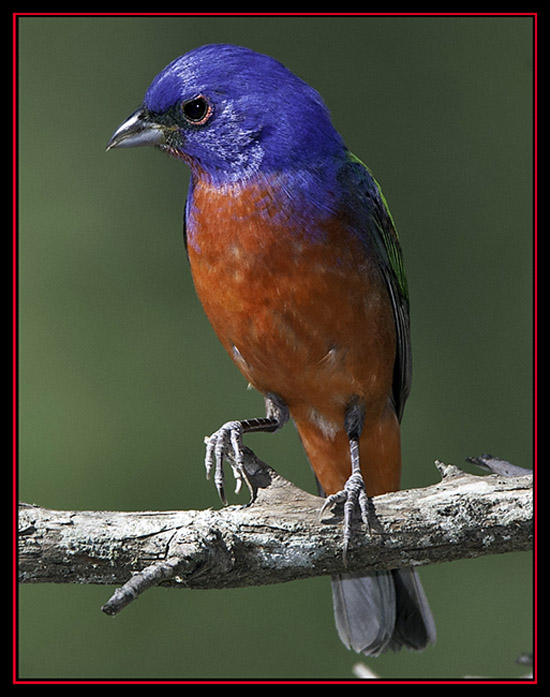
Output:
18 452 533 617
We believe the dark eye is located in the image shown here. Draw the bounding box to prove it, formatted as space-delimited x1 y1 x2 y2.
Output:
182 96 211 124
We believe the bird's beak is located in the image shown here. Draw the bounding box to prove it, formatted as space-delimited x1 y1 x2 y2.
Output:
106 107 166 150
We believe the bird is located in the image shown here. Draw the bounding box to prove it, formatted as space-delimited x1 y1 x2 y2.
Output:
107 43 436 656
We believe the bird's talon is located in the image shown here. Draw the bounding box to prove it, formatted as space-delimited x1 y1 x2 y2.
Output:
320 491 344 518
204 420 245 504
203 420 257 503
231 465 244 495
322 471 372 555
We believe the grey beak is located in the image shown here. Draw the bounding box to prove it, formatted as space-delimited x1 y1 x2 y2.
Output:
106 107 165 150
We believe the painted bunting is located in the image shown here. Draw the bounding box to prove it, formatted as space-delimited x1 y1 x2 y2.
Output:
107 43 435 656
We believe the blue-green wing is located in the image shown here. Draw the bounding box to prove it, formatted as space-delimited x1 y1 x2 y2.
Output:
343 152 412 420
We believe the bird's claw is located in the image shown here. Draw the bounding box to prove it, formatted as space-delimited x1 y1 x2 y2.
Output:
204 420 253 504
321 471 371 562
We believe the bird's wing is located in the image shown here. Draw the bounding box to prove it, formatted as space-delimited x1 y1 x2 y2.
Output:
343 152 412 420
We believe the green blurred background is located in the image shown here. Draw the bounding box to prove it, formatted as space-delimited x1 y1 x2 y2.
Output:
17 15 534 680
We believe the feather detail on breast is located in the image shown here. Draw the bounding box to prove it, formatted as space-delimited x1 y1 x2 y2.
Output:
187 174 396 415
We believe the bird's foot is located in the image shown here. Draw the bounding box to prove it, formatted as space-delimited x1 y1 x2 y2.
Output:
204 420 253 505
321 470 372 563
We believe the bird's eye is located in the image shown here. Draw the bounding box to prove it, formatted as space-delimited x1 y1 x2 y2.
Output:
182 96 211 124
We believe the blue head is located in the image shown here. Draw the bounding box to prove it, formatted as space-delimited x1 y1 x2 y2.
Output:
107 44 346 183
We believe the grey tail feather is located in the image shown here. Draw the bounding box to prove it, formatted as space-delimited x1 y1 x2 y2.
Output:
331 567 436 657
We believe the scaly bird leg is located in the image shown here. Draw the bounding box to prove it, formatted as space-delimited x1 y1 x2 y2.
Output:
204 393 289 505
321 400 370 562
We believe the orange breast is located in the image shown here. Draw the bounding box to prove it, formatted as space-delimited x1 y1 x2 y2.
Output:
187 176 401 496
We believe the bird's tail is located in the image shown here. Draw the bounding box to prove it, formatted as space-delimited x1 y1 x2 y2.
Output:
331 567 436 656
